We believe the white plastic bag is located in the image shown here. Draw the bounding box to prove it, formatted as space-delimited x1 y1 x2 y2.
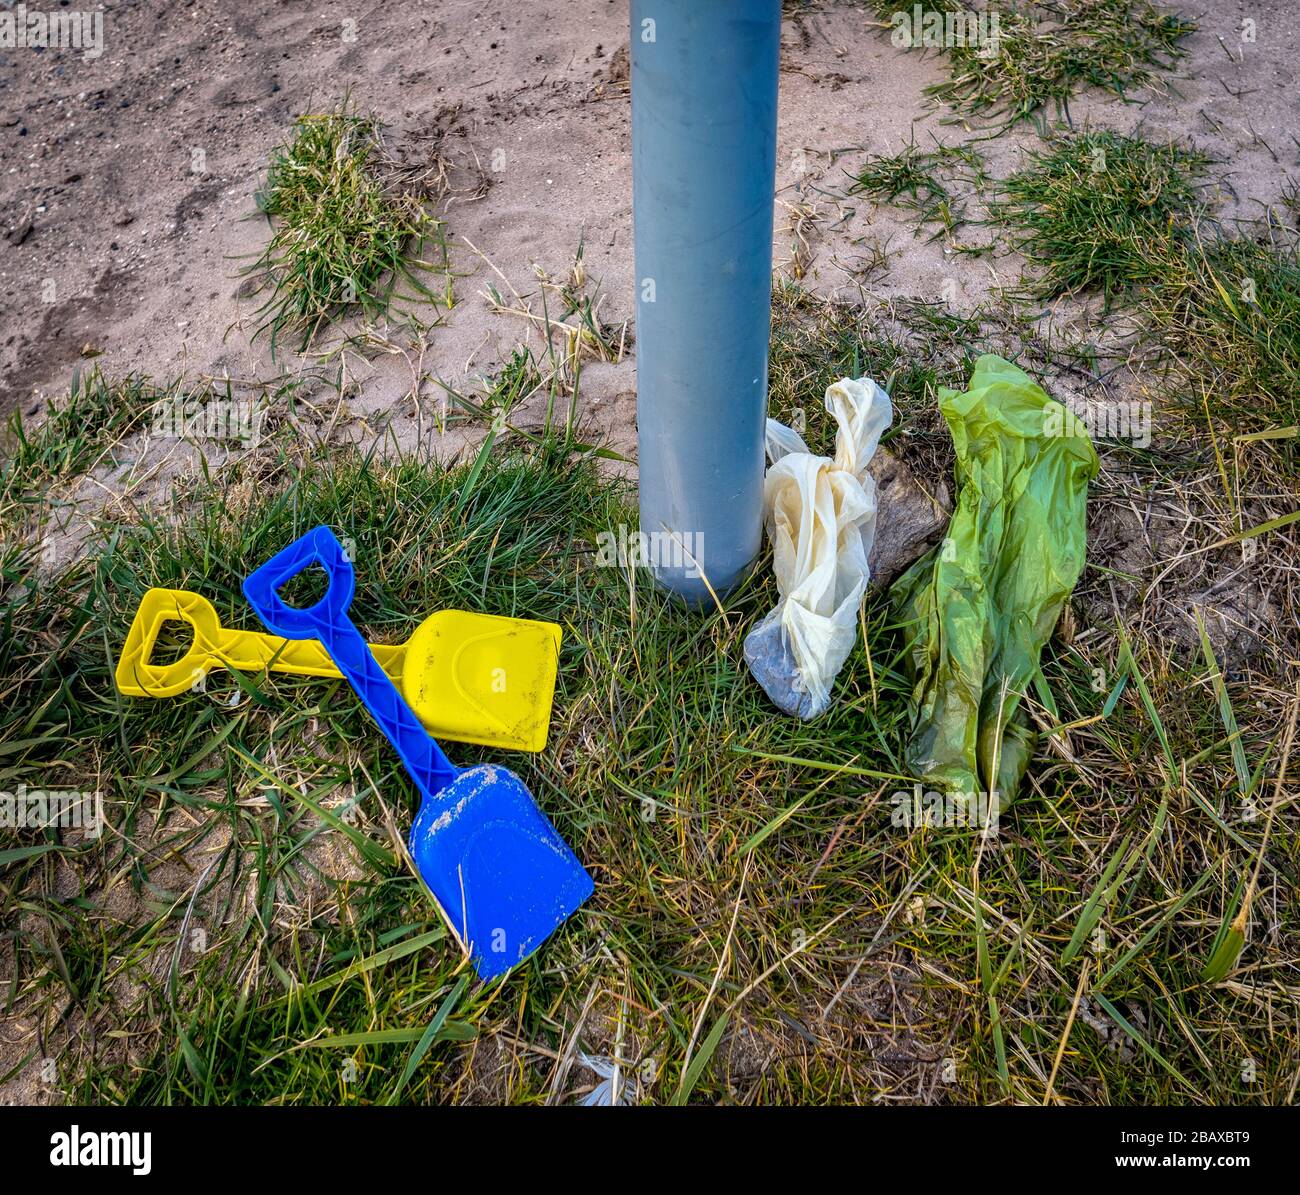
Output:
744 377 893 719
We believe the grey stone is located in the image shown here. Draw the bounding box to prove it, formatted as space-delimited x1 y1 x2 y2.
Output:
867 448 950 589
743 613 824 720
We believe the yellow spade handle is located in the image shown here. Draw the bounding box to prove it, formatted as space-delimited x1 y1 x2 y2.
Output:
213 626 407 684
113 587 408 697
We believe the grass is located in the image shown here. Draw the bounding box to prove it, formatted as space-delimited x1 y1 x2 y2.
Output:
844 122 1298 504
998 129 1209 303
246 103 450 354
769 281 980 481
3 341 1297 1104
4 430 619 1102
3 4 1296 1108
1148 234 1300 446
850 139 989 241
0 369 164 543
477 239 632 386
868 1 1196 126
989 129 1299 473
767 280 1120 484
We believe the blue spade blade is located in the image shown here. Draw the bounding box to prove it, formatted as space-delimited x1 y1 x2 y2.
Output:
242 526 592 981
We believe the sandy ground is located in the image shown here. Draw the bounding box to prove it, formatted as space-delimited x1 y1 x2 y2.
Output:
2 0 1296 474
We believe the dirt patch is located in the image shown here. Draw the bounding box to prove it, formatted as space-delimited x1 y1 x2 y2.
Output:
5 1 1296 439
1085 493 1285 671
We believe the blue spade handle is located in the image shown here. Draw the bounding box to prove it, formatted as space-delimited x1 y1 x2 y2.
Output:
242 526 461 801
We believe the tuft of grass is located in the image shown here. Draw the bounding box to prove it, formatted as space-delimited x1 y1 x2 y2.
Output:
851 140 988 240
439 345 545 426
247 103 449 354
0 369 161 540
1148 234 1300 446
868 1 1195 126
998 130 1209 303
986 130 1298 475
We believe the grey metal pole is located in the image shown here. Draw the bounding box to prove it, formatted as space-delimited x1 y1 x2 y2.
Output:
630 0 781 603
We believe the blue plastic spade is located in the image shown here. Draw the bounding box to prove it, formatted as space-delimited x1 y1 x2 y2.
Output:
242 526 593 981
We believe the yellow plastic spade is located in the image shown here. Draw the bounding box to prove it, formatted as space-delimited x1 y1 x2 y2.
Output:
115 588 561 752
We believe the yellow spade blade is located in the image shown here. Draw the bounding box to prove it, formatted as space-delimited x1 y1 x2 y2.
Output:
115 588 561 752
402 611 560 753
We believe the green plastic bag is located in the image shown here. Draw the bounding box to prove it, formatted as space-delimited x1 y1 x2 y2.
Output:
893 354 1098 805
